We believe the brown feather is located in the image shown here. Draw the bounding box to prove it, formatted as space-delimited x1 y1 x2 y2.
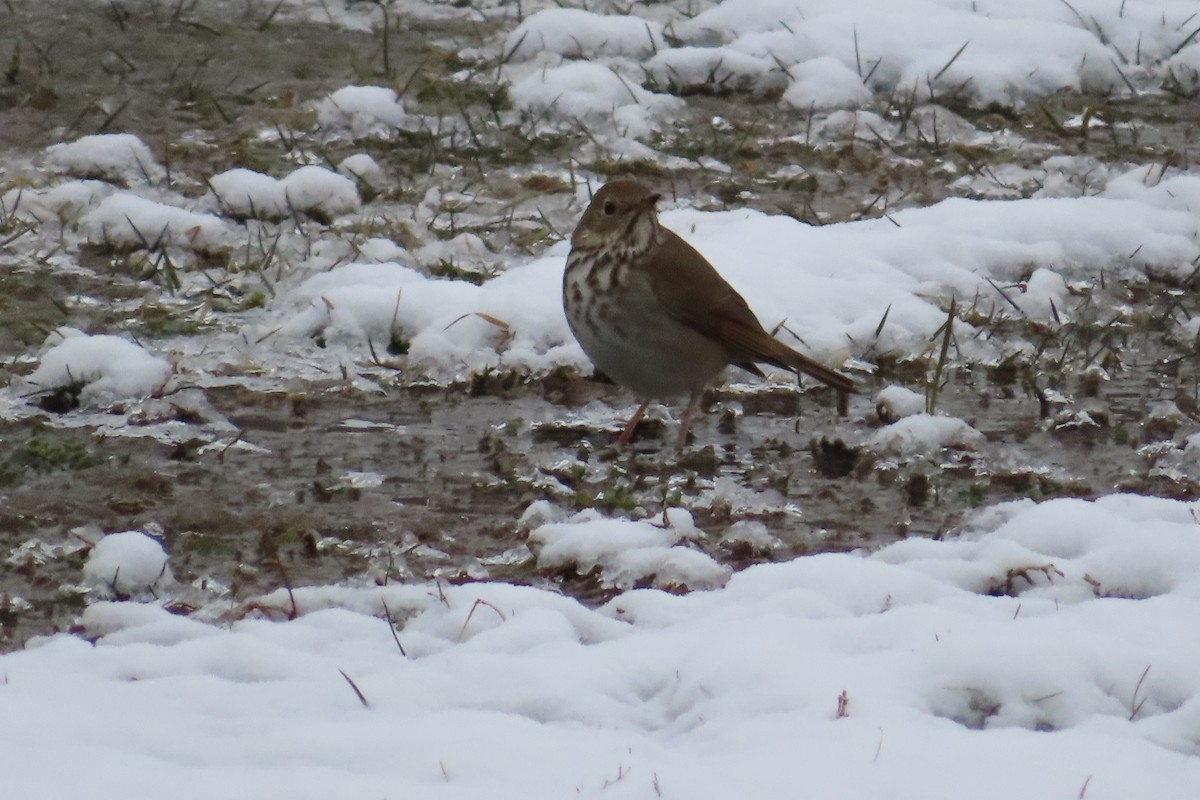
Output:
646 228 858 394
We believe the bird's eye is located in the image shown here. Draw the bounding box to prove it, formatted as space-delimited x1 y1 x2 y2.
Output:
602 201 616 216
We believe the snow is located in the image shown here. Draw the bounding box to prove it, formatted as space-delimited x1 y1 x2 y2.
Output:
1 179 114 223
284 0 1199 112
279 165 362 216
270 256 583 377
868 413 985 456
82 531 173 599
82 192 235 254
505 9 667 60
315 85 406 138
44 133 164 184
256 170 1200 374
6 496 1200 797
21 329 172 405
509 61 684 139
208 168 287 218
645 46 785 95
208 165 360 219
529 508 732 591
875 385 926 422
337 153 386 190
671 0 1199 105
782 55 873 110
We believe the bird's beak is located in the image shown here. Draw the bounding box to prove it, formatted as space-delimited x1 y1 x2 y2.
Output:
645 193 661 208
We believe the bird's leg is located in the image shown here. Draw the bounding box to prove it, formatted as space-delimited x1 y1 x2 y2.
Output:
616 401 650 447
675 390 704 452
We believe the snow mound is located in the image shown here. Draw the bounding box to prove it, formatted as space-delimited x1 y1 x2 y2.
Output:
83 531 173 599
82 193 234 254
44 133 164 184
510 61 683 138
208 168 287 218
316 85 406 138
504 9 666 60
875 385 926 423
868 413 984 455
528 508 731 591
209 166 360 219
280 165 361 216
270 256 583 378
783 55 873 110
24 329 172 405
337 153 386 190
0 180 114 223
256 173 1200 377
644 47 785 94
672 0 1140 106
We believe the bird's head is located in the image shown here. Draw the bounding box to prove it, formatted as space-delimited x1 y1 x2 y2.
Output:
571 180 662 253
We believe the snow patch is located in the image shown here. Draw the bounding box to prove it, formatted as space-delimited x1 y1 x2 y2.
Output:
45 133 164 184
82 193 235 254
83 531 173 599
316 85 406 138
529 508 731 590
23 329 172 405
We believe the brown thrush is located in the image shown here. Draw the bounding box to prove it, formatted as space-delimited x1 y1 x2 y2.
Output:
563 180 857 450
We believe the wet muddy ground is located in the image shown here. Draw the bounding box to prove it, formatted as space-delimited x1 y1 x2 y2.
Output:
1 0 1199 647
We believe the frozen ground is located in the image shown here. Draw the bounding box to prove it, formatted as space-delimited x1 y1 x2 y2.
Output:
1 0 1200 795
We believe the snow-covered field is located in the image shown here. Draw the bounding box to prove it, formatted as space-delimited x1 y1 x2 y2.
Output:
2 0 1200 795
6 497 1200 797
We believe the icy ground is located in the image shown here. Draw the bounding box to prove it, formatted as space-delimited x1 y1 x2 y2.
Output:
2 0 1200 796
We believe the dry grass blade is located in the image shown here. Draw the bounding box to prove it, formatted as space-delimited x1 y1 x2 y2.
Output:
256 0 285 31
1038 105 1069 136
1168 24 1200 58
338 669 371 708
1109 58 1139 96
444 312 514 349
874 304 892 339
986 277 1025 314
1 223 34 248
96 96 133 133
926 296 956 414
380 600 407 657
931 40 969 83
1128 663 1151 720
457 597 507 641
853 26 863 77
1057 0 1087 27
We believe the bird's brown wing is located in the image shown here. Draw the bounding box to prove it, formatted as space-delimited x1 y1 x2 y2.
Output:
647 229 858 394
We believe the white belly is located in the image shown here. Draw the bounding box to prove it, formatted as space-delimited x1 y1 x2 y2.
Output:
564 256 730 399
